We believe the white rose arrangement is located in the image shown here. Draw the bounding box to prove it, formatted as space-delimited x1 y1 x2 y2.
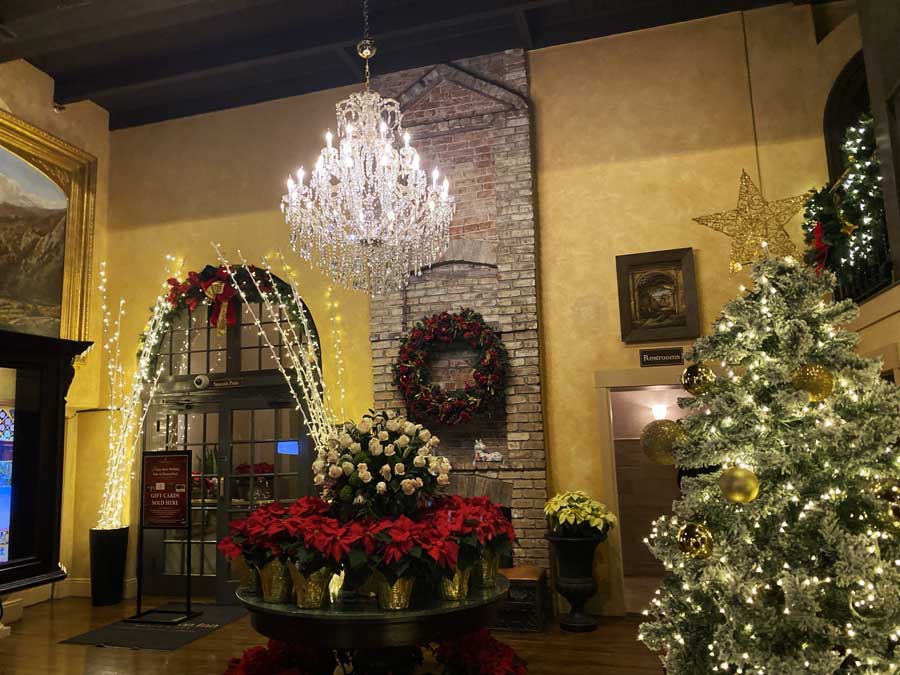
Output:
312 409 452 518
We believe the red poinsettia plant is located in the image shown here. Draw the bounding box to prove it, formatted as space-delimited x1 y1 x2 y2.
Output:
436 629 527 675
219 494 514 586
224 631 526 675
234 462 275 475
427 495 513 571
224 639 336 675
394 309 508 426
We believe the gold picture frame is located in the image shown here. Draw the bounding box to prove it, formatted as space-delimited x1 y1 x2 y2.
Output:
0 109 96 341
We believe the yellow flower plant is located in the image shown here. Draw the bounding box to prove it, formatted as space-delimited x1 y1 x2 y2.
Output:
544 490 618 538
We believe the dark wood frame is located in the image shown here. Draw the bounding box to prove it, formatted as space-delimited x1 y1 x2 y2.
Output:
0 330 90 594
615 248 700 344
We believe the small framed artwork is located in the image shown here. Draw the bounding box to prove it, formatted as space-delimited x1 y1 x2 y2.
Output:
0 110 96 340
615 248 700 344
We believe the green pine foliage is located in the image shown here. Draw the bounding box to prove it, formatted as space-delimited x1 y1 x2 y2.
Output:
803 115 887 280
639 257 900 674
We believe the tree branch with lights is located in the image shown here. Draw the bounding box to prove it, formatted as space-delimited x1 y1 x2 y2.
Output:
96 260 177 530
803 114 888 282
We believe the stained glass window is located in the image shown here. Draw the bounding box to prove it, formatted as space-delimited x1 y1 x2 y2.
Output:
0 406 13 564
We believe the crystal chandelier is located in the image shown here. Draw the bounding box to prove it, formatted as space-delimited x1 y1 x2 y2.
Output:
282 2 455 295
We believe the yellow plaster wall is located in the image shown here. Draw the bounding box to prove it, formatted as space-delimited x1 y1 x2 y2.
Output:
530 5 862 611
104 85 376 573
106 84 374 423
0 59 111 598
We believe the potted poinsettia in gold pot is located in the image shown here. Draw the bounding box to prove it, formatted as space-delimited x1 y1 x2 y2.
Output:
544 491 617 633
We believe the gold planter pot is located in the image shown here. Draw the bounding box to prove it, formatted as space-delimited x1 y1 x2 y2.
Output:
257 558 292 604
288 565 331 609
376 575 415 611
233 556 260 595
439 566 472 601
471 549 499 588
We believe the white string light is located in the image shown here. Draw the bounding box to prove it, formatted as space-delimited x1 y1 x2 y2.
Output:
95 258 179 530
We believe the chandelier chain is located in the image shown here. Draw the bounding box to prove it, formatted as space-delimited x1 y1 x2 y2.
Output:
363 0 370 40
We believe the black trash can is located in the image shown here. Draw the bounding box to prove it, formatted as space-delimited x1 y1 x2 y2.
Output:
89 526 129 606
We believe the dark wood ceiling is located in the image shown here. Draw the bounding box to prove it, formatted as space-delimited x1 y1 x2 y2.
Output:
0 0 806 129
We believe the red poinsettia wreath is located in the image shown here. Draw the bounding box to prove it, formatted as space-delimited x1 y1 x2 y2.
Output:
394 309 508 426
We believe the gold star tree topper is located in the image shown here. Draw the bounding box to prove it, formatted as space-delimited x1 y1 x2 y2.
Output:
694 170 807 271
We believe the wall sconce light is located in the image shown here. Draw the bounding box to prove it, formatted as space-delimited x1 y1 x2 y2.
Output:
651 404 668 420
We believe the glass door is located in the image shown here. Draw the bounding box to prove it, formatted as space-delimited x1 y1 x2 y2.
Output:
142 404 221 597
143 398 313 602
219 401 312 601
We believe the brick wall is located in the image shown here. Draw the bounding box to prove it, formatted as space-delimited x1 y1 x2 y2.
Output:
369 50 548 568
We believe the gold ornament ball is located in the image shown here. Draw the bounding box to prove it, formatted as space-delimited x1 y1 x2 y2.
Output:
791 363 834 402
640 419 686 465
718 466 760 504
677 522 713 559
681 363 716 396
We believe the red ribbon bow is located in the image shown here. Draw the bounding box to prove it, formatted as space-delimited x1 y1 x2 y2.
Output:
201 270 237 333
812 221 829 276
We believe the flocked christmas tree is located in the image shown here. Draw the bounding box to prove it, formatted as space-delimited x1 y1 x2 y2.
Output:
638 254 900 674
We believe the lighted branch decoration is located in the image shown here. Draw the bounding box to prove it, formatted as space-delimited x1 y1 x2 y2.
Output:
96 260 176 530
213 246 344 454
803 114 887 280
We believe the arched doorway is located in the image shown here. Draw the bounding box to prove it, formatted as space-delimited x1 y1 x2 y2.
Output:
141 267 318 602
823 50 870 182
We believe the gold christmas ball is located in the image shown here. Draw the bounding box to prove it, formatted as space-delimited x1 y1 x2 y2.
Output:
791 363 834 402
718 466 760 504
677 522 713 559
640 419 686 465
681 363 716 396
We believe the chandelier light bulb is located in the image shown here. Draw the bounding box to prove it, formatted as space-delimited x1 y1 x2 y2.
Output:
326 130 333 147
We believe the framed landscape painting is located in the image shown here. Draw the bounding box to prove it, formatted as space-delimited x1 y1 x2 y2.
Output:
0 110 95 340
615 248 700 344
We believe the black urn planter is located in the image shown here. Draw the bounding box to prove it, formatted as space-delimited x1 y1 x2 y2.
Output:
89 526 129 606
545 533 605 632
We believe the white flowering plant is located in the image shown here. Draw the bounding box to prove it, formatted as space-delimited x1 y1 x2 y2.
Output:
313 409 451 520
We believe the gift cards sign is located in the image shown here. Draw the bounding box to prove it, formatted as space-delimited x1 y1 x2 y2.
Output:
141 452 190 529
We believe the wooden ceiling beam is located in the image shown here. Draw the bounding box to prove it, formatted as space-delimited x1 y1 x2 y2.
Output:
53 0 564 106
0 0 289 62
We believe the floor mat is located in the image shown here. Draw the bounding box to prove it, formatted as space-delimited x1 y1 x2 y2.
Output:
60 602 246 651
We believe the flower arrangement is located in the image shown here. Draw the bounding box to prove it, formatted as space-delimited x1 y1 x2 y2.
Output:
395 309 508 425
224 632 524 675
218 494 514 588
234 462 275 475
544 491 617 539
313 410 451 520
224 639 336 675
436 629 527 675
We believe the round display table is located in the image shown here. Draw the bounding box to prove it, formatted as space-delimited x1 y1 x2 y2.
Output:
237 576 509 649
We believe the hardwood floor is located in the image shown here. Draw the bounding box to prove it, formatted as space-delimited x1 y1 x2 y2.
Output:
0 597 663 675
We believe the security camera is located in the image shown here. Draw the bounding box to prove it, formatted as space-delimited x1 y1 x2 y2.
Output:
193 374 210 390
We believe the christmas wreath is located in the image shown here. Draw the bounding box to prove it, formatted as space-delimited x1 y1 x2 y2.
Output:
394 309 508 426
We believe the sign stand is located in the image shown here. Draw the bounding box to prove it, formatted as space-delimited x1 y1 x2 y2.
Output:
125 451 201 625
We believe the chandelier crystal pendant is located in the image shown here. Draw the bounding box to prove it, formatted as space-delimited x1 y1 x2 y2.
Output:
282 4 455 295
